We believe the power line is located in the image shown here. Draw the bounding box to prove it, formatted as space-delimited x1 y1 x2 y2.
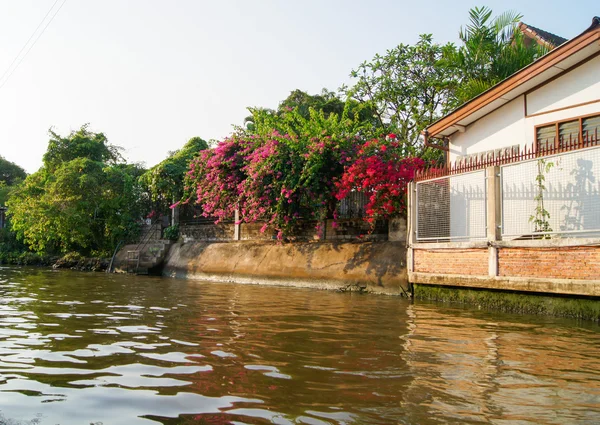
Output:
0 0 60 85
0 0 68 91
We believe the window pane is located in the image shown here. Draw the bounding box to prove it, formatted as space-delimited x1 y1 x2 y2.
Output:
583 115 600 144
558 120 579 147
537 125 556 151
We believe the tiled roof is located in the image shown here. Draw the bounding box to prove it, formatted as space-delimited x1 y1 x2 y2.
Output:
521 22 568 48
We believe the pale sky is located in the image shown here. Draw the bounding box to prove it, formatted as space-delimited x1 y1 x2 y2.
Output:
0 0 597 173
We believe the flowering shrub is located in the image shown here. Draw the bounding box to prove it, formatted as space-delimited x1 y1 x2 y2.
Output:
182 136 248 223
335 135 425 223
182 110 424 238
182 108 362 238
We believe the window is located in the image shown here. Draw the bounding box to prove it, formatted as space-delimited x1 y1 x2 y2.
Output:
583 115 600 142
536 113 600 151
536 125 556 151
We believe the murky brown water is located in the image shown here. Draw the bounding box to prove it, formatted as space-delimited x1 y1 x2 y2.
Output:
0 267 599 425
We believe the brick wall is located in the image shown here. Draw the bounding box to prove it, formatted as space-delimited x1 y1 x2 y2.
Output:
498 246 600 280
414 248 488 275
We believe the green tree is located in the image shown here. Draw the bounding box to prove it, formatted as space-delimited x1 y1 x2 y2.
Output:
342 34 458 152
0 156 27 206
443 6 548 106
0 156 27 186
243 89 377 136
139 136 209 209
8 126 146 255
43 124 122 171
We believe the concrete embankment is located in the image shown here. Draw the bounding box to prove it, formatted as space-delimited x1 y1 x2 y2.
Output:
162 240 409 295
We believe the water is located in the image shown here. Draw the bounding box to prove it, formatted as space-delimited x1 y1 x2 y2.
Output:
0 267 599 425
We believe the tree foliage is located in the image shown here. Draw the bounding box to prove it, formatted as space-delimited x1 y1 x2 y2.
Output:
244 89 377 136
443 6 548 106
0 156 27 186
343 34 458 150
184 107 365 237
43 124 122 171
8 126 146 255
140 136 208 206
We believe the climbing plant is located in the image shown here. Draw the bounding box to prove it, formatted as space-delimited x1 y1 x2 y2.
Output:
529 158 554 236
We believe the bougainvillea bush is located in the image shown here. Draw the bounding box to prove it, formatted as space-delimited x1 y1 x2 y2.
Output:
181 107 426 239
335 135 425 224
181 108 363 238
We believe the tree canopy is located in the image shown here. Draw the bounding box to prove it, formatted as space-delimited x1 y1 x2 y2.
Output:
0 156 27 186
8 126 146 255
342 34 458 151
140 136 209 207
0 156 27 206
443 6 548 106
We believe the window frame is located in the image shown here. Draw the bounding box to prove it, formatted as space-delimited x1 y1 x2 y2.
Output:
534 112 600 152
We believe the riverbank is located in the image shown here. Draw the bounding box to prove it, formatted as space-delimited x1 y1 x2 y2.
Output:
0 251 109 272
162 240 410 296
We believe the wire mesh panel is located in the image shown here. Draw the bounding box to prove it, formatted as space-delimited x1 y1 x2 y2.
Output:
501 146 600 239
416 170 487 241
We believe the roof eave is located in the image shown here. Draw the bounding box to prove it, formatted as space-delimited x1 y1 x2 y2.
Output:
425 17 600 139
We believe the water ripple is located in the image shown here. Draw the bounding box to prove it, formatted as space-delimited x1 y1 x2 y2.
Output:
0 267 598 424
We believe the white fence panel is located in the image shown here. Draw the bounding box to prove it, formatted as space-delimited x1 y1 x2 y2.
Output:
417 170 487 242
501 147 600 238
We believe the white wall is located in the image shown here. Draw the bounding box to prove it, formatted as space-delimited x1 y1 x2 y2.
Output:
449 96 526 163
527 55 600 116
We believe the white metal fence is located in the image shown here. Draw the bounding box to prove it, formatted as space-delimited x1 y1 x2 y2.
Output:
501 146 600 239
415 145 600 242
416 170 487 242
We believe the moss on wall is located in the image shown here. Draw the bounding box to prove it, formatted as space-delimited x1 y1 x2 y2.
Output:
413 284 600 321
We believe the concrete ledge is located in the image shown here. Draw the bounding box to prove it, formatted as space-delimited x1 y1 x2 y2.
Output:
409 271 600 297
493 237 600 248
411 237 600 250
411 241 488 249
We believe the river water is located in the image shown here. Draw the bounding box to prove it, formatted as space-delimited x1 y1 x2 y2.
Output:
0 267 599 425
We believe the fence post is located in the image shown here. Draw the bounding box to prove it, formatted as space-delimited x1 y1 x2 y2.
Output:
234 209 241 241
486 166 501 276
407 181 417 274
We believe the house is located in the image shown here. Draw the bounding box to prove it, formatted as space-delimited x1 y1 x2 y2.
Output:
424 16 600 165
519 22 568 49
407 17 600 299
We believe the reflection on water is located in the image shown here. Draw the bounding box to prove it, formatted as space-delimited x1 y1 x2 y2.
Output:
0 267 598 424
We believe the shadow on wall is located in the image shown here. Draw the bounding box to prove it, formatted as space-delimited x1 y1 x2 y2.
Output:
295 241 406 288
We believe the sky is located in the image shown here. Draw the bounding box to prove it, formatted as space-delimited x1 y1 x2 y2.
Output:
0 0 597 173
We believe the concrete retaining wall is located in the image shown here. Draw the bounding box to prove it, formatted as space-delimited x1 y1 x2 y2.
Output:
162 240 409 295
